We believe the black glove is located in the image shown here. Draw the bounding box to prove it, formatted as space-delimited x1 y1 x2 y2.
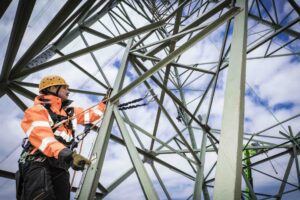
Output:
71 152 91 171
58 148 73 164
58 148 91 171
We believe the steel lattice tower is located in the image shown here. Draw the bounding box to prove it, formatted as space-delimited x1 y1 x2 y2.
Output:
0 0 300 199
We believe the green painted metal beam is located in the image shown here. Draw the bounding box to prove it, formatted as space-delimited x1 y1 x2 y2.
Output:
113 107 159 200
277 155 294 198
76 39 133 200
213 0 248 199
193 129 208 200
110 7 240 103
145 0 231 57
0 0 12 19
10 0 82 75
0 0 35 81
6 88 27 111
11 20 166 79
8 82 36 101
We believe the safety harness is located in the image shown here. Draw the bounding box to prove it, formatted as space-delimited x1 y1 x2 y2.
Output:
19 100 76 164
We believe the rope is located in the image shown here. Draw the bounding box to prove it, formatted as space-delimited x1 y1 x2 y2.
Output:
70 119 102 150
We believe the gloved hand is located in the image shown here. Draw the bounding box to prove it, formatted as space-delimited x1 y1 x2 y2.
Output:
71 152 91 171
58 148 91 171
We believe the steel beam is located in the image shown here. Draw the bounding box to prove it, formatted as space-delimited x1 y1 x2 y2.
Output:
79 31 111 87
193 129 208 200
288 0 300 17
206 149 293 184
6 89 27 111
151 164 171 200
251 167 298 188
10 0 82 75
131 53 215 74
80 26 127 47
131 58 202 165
242 171 257 200
145 0 231 57
113 107 159 199
0 169 14 180
0 0 35 81
76 39 133 200
213 0 248 199
193 19 230 199
54 0 119 50
248 13 300 40
9 0 118 79
11 20 166 79
103 168 135 197
288 127 300 186
108 133 196 181
244 113 300 149
123 118 197 164
11 81 105 96
248 17 300 53
131 56 219 145
277 154 294 198
110 7 240 103
54 50 108 89
0 0 11 19
8 82 36 101
51 0 98 45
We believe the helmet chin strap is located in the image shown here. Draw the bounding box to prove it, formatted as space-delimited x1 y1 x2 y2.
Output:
55 85 62 96
43 85 62 97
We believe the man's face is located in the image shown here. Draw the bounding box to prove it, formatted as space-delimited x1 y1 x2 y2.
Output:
49 85 70 101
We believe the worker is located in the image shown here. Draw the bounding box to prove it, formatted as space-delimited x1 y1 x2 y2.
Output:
16 75 106 200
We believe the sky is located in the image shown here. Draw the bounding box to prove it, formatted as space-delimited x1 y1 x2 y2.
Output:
0 0 300 199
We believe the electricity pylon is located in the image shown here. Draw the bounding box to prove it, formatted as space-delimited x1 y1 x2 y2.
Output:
0 0 299 199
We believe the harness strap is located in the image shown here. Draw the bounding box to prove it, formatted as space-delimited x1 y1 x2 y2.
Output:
21 103 75 159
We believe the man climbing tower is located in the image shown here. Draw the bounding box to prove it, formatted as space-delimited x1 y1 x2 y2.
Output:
16 75 107 200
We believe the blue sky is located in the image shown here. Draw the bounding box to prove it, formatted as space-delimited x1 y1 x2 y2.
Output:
0 0 300 199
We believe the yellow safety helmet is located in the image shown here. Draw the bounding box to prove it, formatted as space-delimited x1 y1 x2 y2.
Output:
39 75 68 92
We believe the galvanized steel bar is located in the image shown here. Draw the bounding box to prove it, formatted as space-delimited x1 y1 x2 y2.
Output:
0 0 35 81
10 0 82 75
110 7 240 103
76 39 133 200
12 20 166 79
113 107 159 200
6 88 27 111
213 0 248 199
277 155 294 198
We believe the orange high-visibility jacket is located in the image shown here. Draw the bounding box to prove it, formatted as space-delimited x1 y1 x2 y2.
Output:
21 95 106 159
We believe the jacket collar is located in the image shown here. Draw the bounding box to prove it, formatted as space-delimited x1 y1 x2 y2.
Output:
34 95 73 111
34 95 63 112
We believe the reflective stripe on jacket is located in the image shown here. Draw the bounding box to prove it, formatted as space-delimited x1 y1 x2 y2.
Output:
21 95 106 159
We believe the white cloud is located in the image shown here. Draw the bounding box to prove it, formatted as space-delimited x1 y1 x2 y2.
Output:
1 1 300 199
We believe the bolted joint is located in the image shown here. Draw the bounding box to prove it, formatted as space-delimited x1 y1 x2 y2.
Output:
204 124 211 132
143 150 157 165
143 155 153 165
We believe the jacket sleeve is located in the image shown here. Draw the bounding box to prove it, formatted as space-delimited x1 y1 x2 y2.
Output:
21 105 66 159
73 102 106 125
